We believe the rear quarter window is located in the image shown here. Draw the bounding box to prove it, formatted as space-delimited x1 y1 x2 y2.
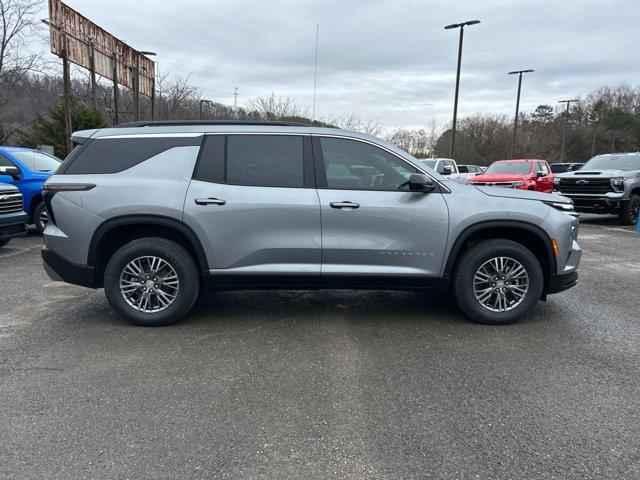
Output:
62 136 202 175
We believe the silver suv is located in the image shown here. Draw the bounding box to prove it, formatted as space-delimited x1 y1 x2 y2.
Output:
42 121 581 326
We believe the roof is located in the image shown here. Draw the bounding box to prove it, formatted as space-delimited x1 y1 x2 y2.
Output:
0 146 36 152
113 120 311 128
493 159 544 163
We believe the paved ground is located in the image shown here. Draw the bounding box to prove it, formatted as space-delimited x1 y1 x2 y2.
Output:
0 216 638 479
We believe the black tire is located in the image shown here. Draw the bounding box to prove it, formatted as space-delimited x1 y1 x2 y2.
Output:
453 239 544 324
104 237 200 326
619 194 640 226
33 201 47 234
0 238 10 248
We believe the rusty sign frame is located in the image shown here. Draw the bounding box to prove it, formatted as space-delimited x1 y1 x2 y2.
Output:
48 0 155 97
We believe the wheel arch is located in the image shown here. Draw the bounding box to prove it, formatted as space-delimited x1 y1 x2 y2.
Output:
443 220 557 294
88 215 210 288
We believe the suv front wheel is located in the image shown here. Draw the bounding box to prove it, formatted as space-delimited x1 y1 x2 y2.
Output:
453 239 544 324
104 238 200 326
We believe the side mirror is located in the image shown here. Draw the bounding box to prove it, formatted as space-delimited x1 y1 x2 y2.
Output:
535 170 545 178
409 173 436 193
0 166 20 179
442 165 454 175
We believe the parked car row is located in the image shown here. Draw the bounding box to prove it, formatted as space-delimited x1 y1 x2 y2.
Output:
421 153 639 224
0 147 61 248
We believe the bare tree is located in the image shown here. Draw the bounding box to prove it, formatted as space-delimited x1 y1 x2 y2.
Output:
385 119 440 158
324 113 384 136
246 93 304 120
0 0 42 141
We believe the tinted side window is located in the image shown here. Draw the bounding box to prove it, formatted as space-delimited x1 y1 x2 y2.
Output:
537 162 549 175
436 162 446 174
319 137 418 191
193 135 225 183
458 165 469 173
64 136 202 174
0 153 17 168
227 135 303 187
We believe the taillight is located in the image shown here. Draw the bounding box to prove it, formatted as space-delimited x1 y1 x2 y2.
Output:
41 183 95 226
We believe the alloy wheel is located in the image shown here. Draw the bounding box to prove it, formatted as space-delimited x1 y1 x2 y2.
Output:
119 256 180 313
473 256 529 312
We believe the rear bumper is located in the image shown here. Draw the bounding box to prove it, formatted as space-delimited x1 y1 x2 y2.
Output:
41 247 98 288
0 212 28 239
547 270 578 294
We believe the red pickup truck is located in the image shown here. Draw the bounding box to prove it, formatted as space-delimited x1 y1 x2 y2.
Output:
468 159 555 193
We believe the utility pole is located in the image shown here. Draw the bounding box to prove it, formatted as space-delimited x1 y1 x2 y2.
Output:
312 23 319 121
89 42 97 108
61 35 73 154
508 69 534 158
444 19 480 159
559 99 578 162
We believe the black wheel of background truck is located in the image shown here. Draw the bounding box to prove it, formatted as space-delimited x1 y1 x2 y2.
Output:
619 194 640 226
0 238 10 248
453 239 544 324
104 237 200 326
33 201 48 234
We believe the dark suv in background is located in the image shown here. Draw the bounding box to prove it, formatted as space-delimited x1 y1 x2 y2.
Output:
554 153 640 224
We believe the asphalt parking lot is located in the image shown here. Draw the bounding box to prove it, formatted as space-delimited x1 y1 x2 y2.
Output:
0 216 638 479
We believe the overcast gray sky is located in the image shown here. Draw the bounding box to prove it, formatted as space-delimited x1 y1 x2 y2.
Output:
50 0 640 128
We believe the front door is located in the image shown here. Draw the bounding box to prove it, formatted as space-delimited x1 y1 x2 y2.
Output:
183 134 321 282
313 136 449 278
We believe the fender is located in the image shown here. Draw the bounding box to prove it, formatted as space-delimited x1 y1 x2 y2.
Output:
87 214 210 273
443 220 557 278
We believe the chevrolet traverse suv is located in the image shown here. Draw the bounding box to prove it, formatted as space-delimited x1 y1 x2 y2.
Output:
42 121 581 326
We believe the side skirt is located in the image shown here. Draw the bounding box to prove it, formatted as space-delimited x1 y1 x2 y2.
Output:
202 274 449 292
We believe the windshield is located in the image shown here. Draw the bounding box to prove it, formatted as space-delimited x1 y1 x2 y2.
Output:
485 162 532 175
10 150 61 172
420 159 436 169
582 155 640 171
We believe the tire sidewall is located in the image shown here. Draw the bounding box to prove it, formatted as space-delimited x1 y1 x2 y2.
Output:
454 241 544 324
34 201 47 234
622 195 640 225
104 239 199 326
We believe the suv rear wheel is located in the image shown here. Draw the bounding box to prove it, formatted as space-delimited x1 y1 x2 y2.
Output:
453 239 544 324
619 194 640 225
34 201 48 234
104 238 200 326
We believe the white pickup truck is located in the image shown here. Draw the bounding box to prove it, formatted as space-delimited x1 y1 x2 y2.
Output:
417 158 481 184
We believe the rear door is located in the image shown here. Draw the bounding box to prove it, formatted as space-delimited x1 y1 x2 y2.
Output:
313 135 449 279
183 134 321 281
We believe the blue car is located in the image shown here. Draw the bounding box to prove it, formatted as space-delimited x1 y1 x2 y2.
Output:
0 147 62 233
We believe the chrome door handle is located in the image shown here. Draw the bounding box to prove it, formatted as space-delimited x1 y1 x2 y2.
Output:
330 201 360 209
195 197 226 206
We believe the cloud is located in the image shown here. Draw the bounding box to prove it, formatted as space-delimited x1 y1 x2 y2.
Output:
57 0 640 128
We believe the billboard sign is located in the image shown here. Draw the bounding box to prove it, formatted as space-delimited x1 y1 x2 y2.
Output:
48 0 155 97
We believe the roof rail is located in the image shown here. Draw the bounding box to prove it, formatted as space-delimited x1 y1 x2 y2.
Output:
113 120 312 128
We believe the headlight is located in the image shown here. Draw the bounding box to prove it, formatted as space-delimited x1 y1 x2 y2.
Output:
544 200 574 212
553 177 561 186
611 177 626 191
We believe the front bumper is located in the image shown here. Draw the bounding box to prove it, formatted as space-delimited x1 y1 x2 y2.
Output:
42 247 98 288
556 192 629 212
547 270 578 294
0 212 28 239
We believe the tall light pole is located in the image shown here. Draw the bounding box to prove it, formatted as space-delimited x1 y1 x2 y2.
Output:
444 19 480 159
312 23 319 121
508 69 534 158
559 99 578 162
199 99 214 120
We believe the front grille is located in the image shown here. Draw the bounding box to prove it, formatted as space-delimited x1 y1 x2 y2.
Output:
0 191 23 214
0 223 26 236
558 178 613 194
